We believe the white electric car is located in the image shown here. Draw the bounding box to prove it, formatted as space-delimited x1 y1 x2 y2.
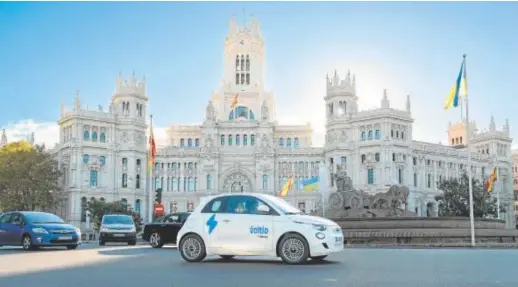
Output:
177 193 344 264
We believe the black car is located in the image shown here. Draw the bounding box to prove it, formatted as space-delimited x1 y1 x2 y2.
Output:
142 212 190 248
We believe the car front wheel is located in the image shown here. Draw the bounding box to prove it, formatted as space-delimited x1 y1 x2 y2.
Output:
22 235 35 251
278 233 310 265
149 232 164 248
179 234 206 262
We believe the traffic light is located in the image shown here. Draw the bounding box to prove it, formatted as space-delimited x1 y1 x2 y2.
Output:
155 188 162 204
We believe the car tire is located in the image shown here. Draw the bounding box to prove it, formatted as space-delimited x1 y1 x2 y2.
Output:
66 245 78 250
219 255 235 260
128 240 137 246
149 232 164 248
278 233 310 265
22 235 35 251
179 234 206 263
99 240 105 246
311 255 328 261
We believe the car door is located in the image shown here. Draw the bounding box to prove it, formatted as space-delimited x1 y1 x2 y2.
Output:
3 213 24 245
0 213 12 245
215 195 275 255
200 196 229 253
162 214 182 243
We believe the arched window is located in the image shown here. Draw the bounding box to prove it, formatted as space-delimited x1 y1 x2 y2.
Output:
92 132 98 141
188 162 193 169
100 197 105 202
100 156 105 165
221 135 225 146
294 138 300 148
180 138 185 147
228 135 233 146
121 198 127 210
375 130 380 139
236 135 240 145
279 137 284 147
243 135 248 145
368 131 373 140
246 55 250 71
188 138 193 147
100 132 106 142
262 174 268 190
236 55 240 70
375 153 380 162
361 154 366 163
122 158 127 167
251 134 255 145
80 197 87 222
83 130 90 141
361 132 366 141
135 199 141 214
83 154 89 164
206 174 212 190
136 174 140 189
241 55 244 71
195 138 200 147
250 110 255 120
287 138 292 148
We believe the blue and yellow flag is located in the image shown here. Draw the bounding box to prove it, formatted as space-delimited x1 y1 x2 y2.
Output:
279 176 294 197
301 177 319 192
444 56 468 110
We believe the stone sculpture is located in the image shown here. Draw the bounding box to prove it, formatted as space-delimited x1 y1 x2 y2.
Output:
318 165 416 218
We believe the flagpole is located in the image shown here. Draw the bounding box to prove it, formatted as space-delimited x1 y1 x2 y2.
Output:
497 165 501 219
463 54 476 247
147 115 154 223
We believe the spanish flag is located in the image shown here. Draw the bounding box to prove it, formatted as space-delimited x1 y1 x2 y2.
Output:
279 176 294 197
147 117 156 174
444 56 468 110
484 167 497 193
231 93 239 109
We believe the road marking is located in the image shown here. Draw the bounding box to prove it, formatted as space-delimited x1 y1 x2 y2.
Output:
323 278 338 282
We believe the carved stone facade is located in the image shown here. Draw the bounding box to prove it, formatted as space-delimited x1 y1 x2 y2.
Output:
51 16 515 230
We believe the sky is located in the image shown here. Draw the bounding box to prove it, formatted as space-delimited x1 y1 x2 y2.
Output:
1 1 518 148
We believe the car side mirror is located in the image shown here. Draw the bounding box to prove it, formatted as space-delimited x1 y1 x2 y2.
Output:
257 205 270 214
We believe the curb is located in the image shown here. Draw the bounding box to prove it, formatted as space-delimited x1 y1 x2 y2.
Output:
344 243 518 249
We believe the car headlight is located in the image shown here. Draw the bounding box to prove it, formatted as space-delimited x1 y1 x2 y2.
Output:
74 227 81 234
312 224 327 231
129 227 136 232
32 227 49 234
100 227 109 232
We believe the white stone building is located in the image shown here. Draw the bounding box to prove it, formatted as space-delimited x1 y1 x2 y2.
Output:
51 17 515 230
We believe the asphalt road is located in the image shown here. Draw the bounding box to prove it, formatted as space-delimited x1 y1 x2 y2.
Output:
0 243 517 287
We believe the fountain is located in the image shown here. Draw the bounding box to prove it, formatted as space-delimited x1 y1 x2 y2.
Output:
314 165 518 246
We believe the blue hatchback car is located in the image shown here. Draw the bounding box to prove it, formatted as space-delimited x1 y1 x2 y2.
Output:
0 211 81 250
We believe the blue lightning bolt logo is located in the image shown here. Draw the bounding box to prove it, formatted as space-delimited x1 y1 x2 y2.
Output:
206 214 218 235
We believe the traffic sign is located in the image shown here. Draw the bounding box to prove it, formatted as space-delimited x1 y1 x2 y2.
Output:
154 203 164 216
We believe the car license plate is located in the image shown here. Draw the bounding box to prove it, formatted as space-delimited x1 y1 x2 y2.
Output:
59 236 72 240
113 234 125 237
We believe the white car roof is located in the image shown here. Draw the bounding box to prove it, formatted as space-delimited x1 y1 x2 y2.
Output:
199 192 274 202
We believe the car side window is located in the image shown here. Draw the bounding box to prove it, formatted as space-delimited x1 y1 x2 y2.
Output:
0 213 12 223
10 214 22 225
224 196 275 215
165 214 180 223
201 198 226 213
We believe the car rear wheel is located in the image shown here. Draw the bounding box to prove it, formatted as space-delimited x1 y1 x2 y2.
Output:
66 245 78 250
22 235 35 251
179 234 206 262
278 233 310 265
149 232 164 248
311 255 328 261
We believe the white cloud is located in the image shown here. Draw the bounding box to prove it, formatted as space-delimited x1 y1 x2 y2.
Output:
2 119 60 148
1 119 170 149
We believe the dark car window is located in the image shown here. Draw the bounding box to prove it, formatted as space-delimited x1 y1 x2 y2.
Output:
201 197 227 213
154 216 166 223
102 215 134 225
24 213 64 224
224 195 276 215
10 214 23 225
179 213 190 222
164 214 179 223
0 213 12 224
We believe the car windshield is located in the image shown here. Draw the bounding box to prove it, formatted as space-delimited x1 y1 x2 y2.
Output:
102 215 134 225
25 213 65 224
262 195 302 215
